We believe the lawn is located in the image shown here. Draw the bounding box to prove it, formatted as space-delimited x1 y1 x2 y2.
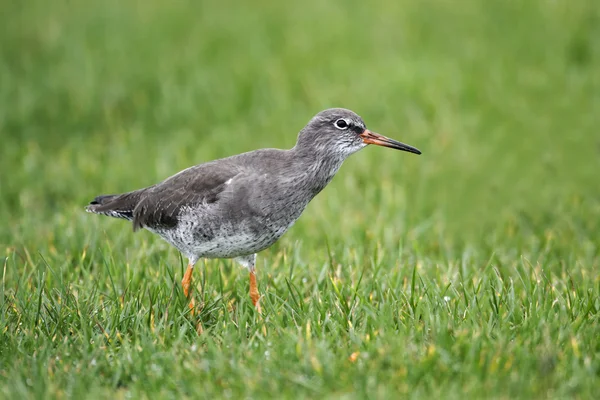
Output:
1 0 599 398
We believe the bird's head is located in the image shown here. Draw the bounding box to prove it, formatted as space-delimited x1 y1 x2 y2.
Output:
296 108 421 158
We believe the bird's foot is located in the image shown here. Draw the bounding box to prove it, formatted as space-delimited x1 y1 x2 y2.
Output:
196 320 204 335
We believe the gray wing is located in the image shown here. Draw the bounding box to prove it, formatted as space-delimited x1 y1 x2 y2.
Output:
132 162 245 231
87 148 289 231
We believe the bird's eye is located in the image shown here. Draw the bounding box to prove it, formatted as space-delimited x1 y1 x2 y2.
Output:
334 119 349 130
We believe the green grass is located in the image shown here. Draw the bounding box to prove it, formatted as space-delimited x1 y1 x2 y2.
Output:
1 0 599 398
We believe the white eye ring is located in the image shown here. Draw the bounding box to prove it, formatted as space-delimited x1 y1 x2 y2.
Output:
334 118 350 130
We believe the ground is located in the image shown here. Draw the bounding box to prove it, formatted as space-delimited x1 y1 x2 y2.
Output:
1 0 599 398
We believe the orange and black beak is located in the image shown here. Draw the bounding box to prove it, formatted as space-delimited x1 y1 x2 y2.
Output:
360 130 421 155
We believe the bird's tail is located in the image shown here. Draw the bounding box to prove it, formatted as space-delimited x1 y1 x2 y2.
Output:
85 191 143 221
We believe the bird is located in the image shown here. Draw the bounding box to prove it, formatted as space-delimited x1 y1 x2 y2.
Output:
86 108 421 312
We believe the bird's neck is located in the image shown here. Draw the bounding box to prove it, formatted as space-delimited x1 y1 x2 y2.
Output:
288 145 346 196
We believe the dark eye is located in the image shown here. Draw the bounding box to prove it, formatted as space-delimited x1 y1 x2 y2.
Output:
334 119 349 130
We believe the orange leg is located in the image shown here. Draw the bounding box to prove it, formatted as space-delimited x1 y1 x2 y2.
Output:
182 264 194 297
249 270 262 313
182 264 195 312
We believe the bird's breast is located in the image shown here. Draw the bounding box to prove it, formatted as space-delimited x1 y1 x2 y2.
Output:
155 211 300 259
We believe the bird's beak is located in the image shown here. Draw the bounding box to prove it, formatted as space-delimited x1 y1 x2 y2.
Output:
360 130 422 155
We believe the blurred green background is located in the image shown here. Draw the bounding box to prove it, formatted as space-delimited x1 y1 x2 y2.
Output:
1 0 599 398
2 0 599 243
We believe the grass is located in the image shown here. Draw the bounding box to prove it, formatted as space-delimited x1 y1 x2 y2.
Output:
1 0 599 398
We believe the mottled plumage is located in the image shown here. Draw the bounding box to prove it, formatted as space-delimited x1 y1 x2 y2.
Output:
86 108 421 310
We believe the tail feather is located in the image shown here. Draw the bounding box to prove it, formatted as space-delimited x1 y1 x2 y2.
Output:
86 191 143 222
89 194 118 205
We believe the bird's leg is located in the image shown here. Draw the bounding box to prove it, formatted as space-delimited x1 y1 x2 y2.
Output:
234 255 262 313
249 270 261 313
182 263 196 312
182 264 194 297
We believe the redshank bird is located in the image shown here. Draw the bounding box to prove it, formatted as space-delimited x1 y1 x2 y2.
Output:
86 108 421 312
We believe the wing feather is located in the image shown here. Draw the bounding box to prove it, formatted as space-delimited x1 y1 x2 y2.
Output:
132 162 243 231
